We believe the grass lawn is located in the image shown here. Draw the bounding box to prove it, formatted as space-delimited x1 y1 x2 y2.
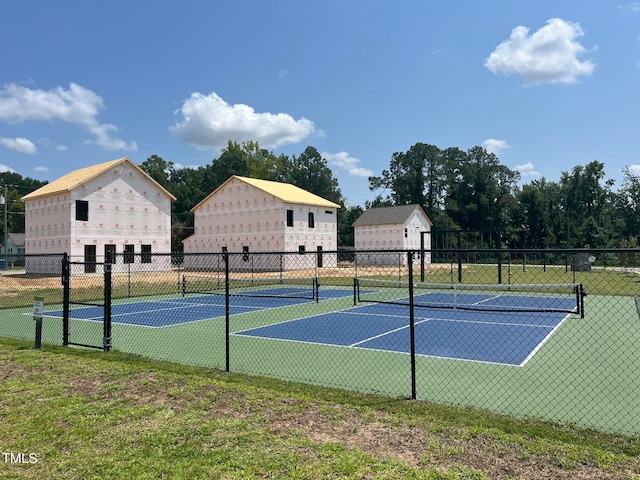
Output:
0 337 638 480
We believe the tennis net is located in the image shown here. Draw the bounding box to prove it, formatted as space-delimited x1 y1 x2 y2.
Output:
182 274 319 301
354 278 585 316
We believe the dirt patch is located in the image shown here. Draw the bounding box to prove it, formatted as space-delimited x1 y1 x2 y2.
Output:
0 273 62 296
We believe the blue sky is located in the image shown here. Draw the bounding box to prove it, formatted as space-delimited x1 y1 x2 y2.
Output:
1 1 639 207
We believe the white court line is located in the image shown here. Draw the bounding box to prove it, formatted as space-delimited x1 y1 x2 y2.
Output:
349 318 432 347
518 313 572 367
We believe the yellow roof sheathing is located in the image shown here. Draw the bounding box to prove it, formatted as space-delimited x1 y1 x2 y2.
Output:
21 157 176 201
192 175 341 212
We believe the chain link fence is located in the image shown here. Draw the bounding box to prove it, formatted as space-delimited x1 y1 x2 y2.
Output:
1 248 638 436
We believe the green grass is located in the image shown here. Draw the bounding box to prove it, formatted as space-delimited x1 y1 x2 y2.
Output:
0 337 638 480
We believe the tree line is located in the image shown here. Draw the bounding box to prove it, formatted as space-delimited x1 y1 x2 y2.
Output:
1 140 638 251
367 142 639 249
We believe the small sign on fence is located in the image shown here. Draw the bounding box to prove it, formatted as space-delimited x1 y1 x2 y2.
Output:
32 296 44 319
33 296 44 349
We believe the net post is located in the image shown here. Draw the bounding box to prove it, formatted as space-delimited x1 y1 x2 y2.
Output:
353 278 358 306
354 251 358 279
579 283 585 319
181 274 187 297
453 283 458 310
314 277 319 303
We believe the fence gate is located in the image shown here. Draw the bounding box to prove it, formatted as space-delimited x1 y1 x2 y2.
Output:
62 253 112 351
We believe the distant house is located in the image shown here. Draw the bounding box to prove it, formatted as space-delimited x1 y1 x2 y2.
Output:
0 233 25 267
21 157 176 274
353 204 432 265
182 175 340 271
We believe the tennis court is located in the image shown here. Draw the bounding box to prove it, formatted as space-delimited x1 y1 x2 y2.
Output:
45 277 582 366
43 281 356 328
234 288 577 366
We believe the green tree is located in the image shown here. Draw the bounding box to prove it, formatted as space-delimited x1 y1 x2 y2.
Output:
337 204 364 246
444 146 519 235
369 142 445 210
210 141 251 185
514 179 560 248
287 146 343 204
612 166 640 244
0 172 47 239
140 154 175 191
559 161 613 247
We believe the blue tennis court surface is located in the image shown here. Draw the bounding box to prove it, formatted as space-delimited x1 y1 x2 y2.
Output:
43 287 355 328
234 301 574 366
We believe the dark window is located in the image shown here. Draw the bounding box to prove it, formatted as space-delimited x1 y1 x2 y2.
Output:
76 200 89 221
325 210 333 215
308 212 315 228
286 209 294 227
299 245 305 254
404 228 408 238
84 245 96 273
242 246 249 262
221 246 228 253
124 244 135 264
141 244 152 264
104 244 116 264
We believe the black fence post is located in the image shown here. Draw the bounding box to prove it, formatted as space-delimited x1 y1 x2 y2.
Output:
224 251 230 372
457 231 463 283
103 262 112 352
62 253 70 347
420 232 425 282
408 251 417 400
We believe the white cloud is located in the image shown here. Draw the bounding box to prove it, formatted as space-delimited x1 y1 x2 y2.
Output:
322 151 373 177
0 82 137 151
34 166 50 173
85 122 138 151
172 162 201 170
0 164 16 173
627 165 640 176
482 138 510 155
0 137 37 154
514 162 542 178
619 2 640 13
485 18 595 85
171 92 316 150
38 137 68 152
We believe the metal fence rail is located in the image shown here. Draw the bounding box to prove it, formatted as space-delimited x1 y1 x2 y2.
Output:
1 248 638 436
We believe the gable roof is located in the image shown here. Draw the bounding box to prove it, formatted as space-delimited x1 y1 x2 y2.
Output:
353 204 432 226
21 157 176 202
191 175 341 212
8 233 25 247
1 233 25 248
